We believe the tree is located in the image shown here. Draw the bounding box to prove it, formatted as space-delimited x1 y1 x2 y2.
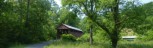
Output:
89 24 93 45
0 0 56 47
79 16 110 44
80 17 94 44
132 2 153 40
56 7 80 27
121 1 153 35
0 0 17 47
62 0 141 48
25 0 30 27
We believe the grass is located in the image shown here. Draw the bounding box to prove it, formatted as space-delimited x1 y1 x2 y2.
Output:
9 40 153 48
44 40 111 48
118 41 153 48
45 40 153 48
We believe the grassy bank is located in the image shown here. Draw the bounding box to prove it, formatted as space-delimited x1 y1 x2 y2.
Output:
118 41 153 48
44 40 111 48
45 40 153 48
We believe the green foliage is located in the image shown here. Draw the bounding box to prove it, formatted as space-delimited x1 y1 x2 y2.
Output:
1 0 153 48
0 0 58 47
79 17 109 42
142 30 153 41
61 34 76 41
61 0 153 48
77 33 89 41
121 2 153 34
58 8 80 27
93 29 110 42
9 43 25 48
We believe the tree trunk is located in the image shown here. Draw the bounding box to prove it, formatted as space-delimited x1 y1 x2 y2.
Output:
111 0 119 48
111 38 118 48
89 25 93 45
111 34 119 48
25 0 30 27
18 0 22 22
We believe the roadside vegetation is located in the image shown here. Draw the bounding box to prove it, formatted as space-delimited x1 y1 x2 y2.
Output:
45 34 153 48
45 40 153 48
9 43 25 48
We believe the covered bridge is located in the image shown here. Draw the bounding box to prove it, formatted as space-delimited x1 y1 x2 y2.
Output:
57 24 83 39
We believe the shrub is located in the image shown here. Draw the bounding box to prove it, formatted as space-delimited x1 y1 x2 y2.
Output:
142 30 153 41
61 34 76 41
76 33 89 42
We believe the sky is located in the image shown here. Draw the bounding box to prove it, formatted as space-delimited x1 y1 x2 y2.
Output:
54 0 153 7
141 0 153 3
54 0 61 7
54 0 153 18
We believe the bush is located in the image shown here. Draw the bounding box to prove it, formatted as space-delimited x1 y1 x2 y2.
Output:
61 34 76 41
76 33 89 42
142 30 153 41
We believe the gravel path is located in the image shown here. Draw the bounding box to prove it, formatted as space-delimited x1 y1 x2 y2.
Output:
25 40 53 48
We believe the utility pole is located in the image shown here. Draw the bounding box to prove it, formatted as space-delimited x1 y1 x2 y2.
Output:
90 24 93 45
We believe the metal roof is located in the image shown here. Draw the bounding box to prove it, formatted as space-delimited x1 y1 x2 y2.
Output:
63 24 82 31
122 36 137 38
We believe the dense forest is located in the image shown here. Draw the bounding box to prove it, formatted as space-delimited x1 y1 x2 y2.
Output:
0 0 153 48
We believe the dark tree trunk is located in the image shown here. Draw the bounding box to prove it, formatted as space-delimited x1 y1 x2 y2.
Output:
111 38 118 48
110 32 119 48
18 0 22 22
25 0 30 27
111 0 120 48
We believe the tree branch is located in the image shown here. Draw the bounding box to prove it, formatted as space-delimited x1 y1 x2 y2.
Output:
80 0 111 35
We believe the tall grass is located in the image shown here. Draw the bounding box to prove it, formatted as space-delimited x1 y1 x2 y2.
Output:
118 41 153 48
44 40 111 48
45 40 153 48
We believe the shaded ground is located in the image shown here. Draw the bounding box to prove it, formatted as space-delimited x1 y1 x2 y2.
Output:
25 40 53 48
